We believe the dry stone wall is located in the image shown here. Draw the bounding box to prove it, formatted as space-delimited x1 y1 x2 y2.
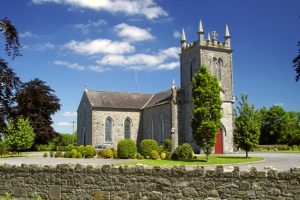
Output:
0 164 299 200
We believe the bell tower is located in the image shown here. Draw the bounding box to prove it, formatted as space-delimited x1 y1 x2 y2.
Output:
179 20 235 153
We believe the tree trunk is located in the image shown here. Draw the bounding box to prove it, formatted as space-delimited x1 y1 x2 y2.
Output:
246 151 248 158
206 153 209 162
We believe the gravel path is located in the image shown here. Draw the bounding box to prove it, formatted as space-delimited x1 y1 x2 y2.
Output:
0 152 299 172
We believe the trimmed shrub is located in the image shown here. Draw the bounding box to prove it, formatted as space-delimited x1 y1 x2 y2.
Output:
160 152 166 160
77 145 85 155
71 149 77 158
98 150 105 158
64 151 72 158
76 152 82 158
151 150 159 160
171 144 194 160
139 139 159 158
171 147 180 160
54 151 63 158
43 152 48 158
165 151 172 160
102 149 113 158
50 151 54 158
136 153 144 159
158 145 164 154
113 149 118 158
85 145 96 158
66 144 75 152
164 139 172 152
117 139 137 159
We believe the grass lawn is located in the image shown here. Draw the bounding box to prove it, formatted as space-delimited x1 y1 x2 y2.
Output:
116 155 263 166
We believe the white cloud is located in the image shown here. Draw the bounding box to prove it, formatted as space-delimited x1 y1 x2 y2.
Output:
89 65 108 73
23 42 55 51
62 111 77 117
57 121 73 126
97 47 180 71
114 23 155 42
63 39 135 55
75 19 107 34
20 31 37 38
173 30 181 39
32 0 168 20
53 60 85 71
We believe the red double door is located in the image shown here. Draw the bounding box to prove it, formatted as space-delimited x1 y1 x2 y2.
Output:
214 129 223 154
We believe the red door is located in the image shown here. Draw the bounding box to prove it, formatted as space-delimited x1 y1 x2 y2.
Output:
214 129 223 154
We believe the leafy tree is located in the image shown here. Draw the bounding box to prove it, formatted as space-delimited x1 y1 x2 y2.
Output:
16 78 61 145
293 40 300 81
234 94 261 158
259 106 289 144
5 117 34 154
0 18 21 133
191 65 222 162
285 111 300 145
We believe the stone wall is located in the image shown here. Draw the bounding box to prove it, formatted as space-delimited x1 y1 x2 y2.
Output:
0 164 299 200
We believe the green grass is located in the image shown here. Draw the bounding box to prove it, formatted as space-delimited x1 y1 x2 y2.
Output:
116 155 263 166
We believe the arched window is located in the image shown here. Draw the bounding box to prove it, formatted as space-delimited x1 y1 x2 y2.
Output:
149 117 154 139
124 118 131 139
105 117 113 142
159 116 165 143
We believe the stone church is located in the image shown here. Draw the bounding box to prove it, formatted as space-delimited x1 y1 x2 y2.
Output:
77 20 235 153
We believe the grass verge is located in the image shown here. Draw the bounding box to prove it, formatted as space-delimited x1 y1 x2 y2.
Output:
116 155 263 166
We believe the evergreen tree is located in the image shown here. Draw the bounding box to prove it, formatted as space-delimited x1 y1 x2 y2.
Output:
235 94 261 158
0 18 21 133
6 117 34 154
293 40 300 81
192 65 222 162
16 78 61 145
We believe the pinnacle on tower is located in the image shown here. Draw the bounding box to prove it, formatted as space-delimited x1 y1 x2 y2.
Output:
198 20 204 33
181 28 186 42
207 33 211 41
225 24 230 37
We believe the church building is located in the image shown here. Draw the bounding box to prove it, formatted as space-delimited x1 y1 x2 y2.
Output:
77 20 235 153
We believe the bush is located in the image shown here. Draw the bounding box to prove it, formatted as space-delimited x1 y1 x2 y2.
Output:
0 141 9 157
64 151 72 158
71 149 77 158
76 152 82 158
117 139 137 159
54 151 63 158
102 149 113 158
164 139 172 152
171 147 179 160
85 145 96 158
136 153 144 159
292 145 299 151
160 152 166 160
113 149 118 158
77 145 85 155
177 143 194 160
50 151 54 158
66 144 75 152
98 150 105 158
56 146 66 151
158 145 164 154
36 144 52 151
139 139 159 158
43 152 48 158
151 150 159 160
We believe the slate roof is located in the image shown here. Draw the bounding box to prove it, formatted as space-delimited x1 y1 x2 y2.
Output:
85 90 172 110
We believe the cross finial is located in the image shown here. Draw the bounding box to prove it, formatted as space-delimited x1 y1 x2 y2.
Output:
84 83 88 91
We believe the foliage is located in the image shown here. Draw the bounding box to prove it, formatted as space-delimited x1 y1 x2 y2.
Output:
293 40 300 81
171 144 194 160
284 111 300 145
76 152 82 158
259 106 289 144
77 145 85 155
64 151 71 158
43 152 48 158
164 139 172 152
101 149 113 158
71 149 77 158
136 153 144 159
158 145 164 154
117 139 137 159
33 192 43 200
235 94 261 158
113 149 118 158
50 151 54 157
0 18 21 134
16 78 61 145
5 117 35 153
160 152 166 160
151 150 159 160
138 139 159 158
84 145 96 158
66 144 75 151
0 141 10 157
54 151 63 158
60 133 77 146
191 65 222 161
36 144 54 151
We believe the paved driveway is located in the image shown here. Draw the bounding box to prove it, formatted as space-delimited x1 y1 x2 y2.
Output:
0 152 299 172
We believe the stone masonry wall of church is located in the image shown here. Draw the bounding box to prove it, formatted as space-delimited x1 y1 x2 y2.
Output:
1 164 299 200
142 103 172 144
91 109 141 147
77 94 92 146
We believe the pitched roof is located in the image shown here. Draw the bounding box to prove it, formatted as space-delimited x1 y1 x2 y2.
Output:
85 90 172 110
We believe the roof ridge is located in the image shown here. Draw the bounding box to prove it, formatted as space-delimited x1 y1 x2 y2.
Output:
86 90 152 95
141 94 155 109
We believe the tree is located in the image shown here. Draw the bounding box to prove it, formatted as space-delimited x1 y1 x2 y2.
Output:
285 111 300 145
5 117 34 154
191 65 222 162
0 18 21 133
234 94 261 158
259 105 289 145
293 40 300 81
16 78 61 145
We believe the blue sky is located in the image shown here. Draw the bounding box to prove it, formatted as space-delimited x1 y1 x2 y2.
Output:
1 0 299 133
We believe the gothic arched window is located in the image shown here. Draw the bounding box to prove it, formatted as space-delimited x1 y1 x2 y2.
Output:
159 115 165 143
149 117 154 139
105 117 113 142
124 118 131 139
